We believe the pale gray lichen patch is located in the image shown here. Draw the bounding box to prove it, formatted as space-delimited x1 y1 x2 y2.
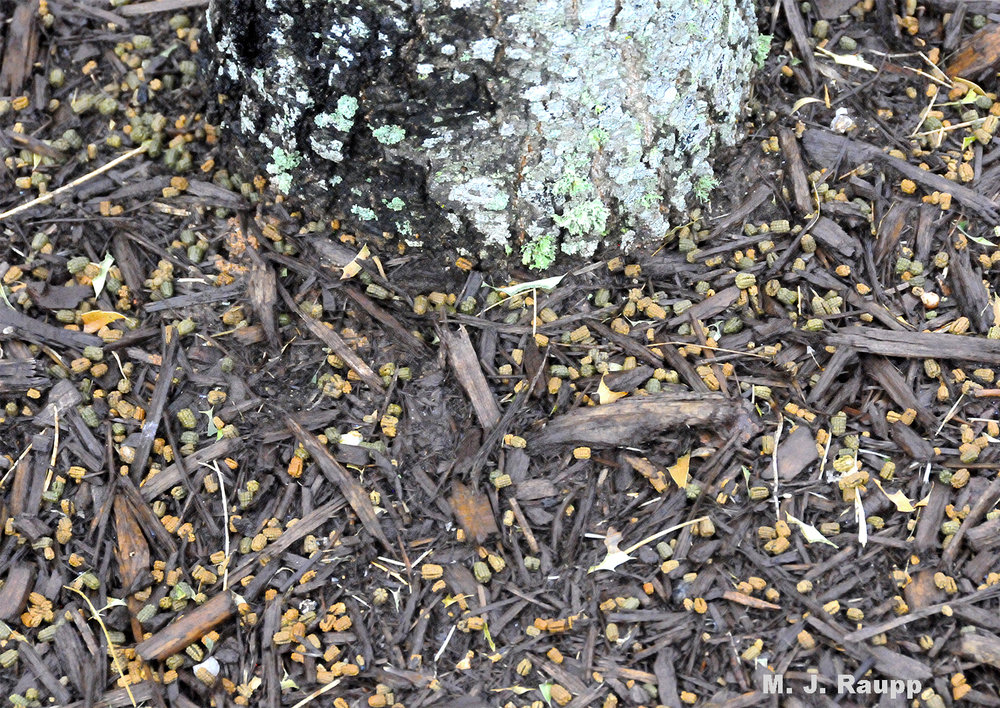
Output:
469 37 499 61
267 147 301 194
372 125 406 145
350 205 377 221
315 96 358 133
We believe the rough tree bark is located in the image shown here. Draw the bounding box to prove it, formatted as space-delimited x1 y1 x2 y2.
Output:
206 0 759 269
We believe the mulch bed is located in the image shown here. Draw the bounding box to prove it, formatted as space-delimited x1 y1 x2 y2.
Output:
2 0 1000 707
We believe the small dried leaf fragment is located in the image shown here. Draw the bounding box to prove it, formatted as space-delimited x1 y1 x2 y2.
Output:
874 480 916 512
597 375 628 405
93 253 115 297
668 452 691 488
588 528 632 574
785 512 838 548
81 310 126 333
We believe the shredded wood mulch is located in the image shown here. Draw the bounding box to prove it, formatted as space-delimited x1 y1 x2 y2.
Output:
1 1 1000 707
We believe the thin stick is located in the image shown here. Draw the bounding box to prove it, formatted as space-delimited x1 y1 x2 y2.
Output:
623 516 707 555
0 144 147 222
288 679 342 708
770 415 784 522
64 586 139 708
214 461 231 591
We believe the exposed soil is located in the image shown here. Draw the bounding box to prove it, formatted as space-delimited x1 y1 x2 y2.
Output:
2 1 1000 708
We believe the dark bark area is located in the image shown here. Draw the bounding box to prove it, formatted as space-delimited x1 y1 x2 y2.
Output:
206 0 758 267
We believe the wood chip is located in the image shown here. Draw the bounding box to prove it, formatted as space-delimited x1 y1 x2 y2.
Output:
449 481 498 544
829 326 1000 364
135 591 234 661
533 393 748 447
442 325 502 430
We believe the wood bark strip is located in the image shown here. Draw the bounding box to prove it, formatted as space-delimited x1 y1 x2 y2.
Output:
666 287 740 328
873 201 910 265
829 326 1000 364
13 637 73 704
0 360 49 395
135 590 234 661
948 233 992 332
345 286 429 355
533 393 746 447
246 261 279 346
227 499 344 593
844 585 1000 642
781 0 818 86
806 344 856 406
945 22 1000 78
706 183 774 241
441 325 502 430
0 305 102 349
809 216 856 258
277 281 383 390
915 483 949 554
778 126 814 215
0 1 39 95
57 681 159 708
449 481 498 544
957 634 1000 670
116 472 178 556
113 495 152 641
129 332 177 484
862 357 937 429
801 130 1000 221
966 516 1000 552
142 283 242 312
184 178 245 208
944 474 1000 564
139 438 240 500
0 563 35 621
287 417 392 550
118 0 208 15
802 269 908 331
50 0 130 28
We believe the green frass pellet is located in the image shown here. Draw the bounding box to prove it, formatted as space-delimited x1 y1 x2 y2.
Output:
168 14 191 30
97 97 118 115
175 318 196 336
66 256 89 274
472 561 492 583
136 604 157 623
78 405 99 427
176 408 196 429
31 232 49 251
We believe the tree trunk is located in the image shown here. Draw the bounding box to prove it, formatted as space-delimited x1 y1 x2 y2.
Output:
206 0 759 269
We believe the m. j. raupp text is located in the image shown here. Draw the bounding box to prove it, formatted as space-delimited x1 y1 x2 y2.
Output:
762 672 922 700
